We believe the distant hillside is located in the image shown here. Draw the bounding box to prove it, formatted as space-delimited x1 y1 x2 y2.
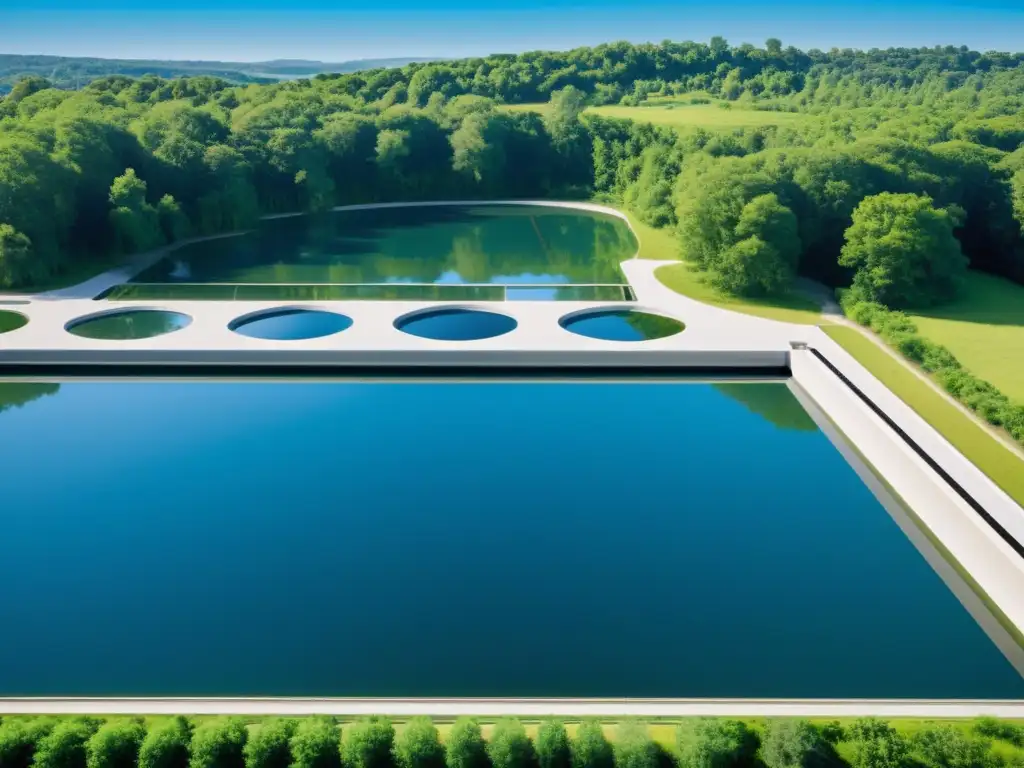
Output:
0 54 438 92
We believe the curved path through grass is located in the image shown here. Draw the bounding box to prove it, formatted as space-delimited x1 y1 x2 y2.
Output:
619 211 824 325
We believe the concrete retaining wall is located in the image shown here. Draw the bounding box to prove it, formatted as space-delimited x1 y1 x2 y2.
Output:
791 337 1024 642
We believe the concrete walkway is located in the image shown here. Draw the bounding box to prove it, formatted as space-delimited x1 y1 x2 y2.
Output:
3 697 1024 717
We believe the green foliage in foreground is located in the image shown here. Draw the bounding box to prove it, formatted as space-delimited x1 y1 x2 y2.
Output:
394 718 444 768
188 719 247 768
34 718 102 768
0 716 1024 768
536 722 571 768
571 721 614 768
243 720 296 768
676 719 758 768
288 718 341 768
445 720 489 768
86 720 147 768
341 718 395 768
137 717 191 768
486 720 536 768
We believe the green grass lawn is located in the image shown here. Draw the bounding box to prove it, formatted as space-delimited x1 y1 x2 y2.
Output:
908 271 1024 402
503 100 808 130
822 325 1024 507
656 262 823 325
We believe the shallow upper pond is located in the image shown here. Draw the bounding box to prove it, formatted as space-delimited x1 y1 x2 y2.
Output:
108 205 638 301
1 378 1022 698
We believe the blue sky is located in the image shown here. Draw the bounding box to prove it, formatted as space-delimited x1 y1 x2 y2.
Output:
3 0 1023 62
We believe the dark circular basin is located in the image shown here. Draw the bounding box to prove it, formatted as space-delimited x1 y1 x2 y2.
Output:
66 310 192 340
395 308 517 341
0 310 28 334
560 309 684 342
230 308 352 340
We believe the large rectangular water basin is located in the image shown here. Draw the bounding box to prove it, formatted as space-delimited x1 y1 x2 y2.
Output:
100 204 638 302
1 377 1022 698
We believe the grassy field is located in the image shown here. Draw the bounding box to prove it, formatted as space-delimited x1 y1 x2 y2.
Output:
909 271 1024 402
504 99 809 130
822 325 1024 507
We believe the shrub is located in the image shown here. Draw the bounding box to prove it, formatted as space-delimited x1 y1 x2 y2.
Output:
921 344 960 373
444 719 487 768
677 719 758 768
139 717 192 768
340 719 393 768
973 718 1024 748
761 720 824 768
189 718 247 768
612 722 659 768
570 721 612 768
35 718 102 768
913 726 997 768
289 718 341 768
841 296 1024 450
848 301 885 327
393 718 443 768
0 717 57 768
893 333 927 363
486 720 535 768
535 722 570 768
848 719 908 768
819 723 845 746
86 719 147 768
1000 405 1024 442
244 720 297 768
871 311 917 339
937 367 974 397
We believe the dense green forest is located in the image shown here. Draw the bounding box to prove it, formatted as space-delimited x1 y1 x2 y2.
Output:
0 55 432 93
1 37 1023 302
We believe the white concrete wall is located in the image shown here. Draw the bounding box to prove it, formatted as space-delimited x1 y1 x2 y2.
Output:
3 697 1024 717
801 327 1024 548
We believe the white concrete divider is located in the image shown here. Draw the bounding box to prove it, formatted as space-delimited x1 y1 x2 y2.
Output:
3 697 1024 717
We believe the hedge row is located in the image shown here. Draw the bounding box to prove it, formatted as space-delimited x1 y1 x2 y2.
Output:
1 715 1023 768
839 292 1024 447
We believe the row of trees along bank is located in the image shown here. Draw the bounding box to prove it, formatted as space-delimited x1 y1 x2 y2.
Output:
2 716 1024 768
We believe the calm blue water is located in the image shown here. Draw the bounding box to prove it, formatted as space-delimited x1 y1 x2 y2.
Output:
0 380 1022 698
395 309 517 341
231 309 353 340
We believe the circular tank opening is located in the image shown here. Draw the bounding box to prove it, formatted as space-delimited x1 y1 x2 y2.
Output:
560 309 684 342
395 308 517 341
66 310 192 340
230 308 353 340
0 310 28 335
